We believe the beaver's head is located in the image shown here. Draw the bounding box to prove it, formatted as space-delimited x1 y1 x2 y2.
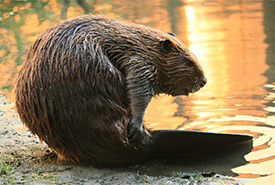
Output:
156 34 207 96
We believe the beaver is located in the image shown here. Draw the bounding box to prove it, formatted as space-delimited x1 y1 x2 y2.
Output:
15 15 206 167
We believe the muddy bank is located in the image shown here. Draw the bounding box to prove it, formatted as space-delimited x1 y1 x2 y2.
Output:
0 95 242 184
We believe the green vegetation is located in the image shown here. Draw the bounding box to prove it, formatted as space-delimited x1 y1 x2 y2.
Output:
0 155 59 184
0 156 19 185
32 166 60 183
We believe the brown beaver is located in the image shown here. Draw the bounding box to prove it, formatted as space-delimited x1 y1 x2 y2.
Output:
15 15 206 167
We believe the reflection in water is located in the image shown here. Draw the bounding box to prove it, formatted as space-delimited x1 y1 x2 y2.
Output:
170 1 275 184
0 0 275 184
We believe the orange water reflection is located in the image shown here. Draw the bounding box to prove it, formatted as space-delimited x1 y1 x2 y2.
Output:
143 0 269 130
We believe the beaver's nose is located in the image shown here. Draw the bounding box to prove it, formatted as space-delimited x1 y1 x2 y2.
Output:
201 76 207 87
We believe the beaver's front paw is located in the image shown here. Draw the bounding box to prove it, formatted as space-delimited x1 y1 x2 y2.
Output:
127 120 151 148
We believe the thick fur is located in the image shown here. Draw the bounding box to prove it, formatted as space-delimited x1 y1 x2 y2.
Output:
15 15 206 167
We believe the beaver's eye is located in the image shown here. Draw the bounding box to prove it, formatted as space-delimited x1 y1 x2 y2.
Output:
167 32 176 37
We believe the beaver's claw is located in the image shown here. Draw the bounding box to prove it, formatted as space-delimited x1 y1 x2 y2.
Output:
127 120 151 148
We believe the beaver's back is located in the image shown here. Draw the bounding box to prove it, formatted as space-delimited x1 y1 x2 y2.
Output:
15 15 155 166
16 14 206 166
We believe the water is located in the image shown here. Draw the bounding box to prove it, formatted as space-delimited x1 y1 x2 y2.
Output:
0 0 275 184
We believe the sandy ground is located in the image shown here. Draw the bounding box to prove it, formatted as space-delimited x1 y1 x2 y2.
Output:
0 95 243 185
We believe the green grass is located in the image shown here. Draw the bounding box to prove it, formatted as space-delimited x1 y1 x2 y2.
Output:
0 156 19 185
32 166 60 183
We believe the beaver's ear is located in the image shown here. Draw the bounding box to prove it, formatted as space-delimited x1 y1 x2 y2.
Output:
160 39 174 54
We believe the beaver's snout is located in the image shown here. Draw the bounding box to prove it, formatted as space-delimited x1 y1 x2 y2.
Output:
200 76 207 87
197 76 207 91
170 76 207 97
190 76 207 94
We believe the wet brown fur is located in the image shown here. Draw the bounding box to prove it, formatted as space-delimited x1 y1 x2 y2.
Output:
15 15 206 167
